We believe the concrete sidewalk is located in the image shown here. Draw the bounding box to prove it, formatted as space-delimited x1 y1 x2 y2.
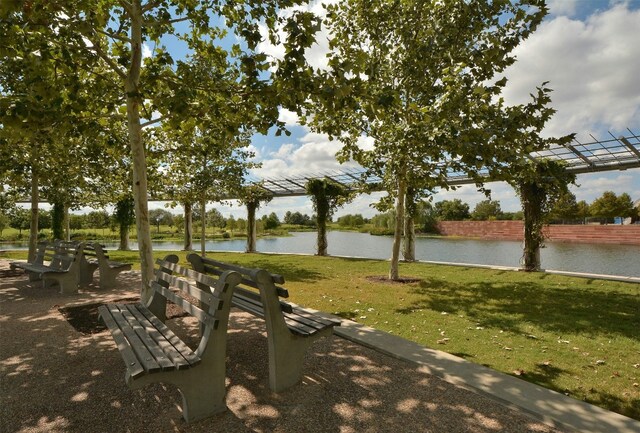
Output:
325 315 640 433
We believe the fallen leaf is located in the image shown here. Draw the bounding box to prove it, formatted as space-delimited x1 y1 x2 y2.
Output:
437 338 450 345
596 360 606 365
513 369 525 376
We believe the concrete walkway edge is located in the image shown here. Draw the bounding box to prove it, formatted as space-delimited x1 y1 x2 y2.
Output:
308 310 640 433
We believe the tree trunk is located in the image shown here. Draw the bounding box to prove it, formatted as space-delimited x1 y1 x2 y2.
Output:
200 197 206 256
520 183 543 272
51 202 64 240
390 177 406 280
402 214 415 262
316 216 328 256
119 222 130 250
63 204 70 241
28 170 39 262
126 2 154 302
246 201 257 253
183 201 193 251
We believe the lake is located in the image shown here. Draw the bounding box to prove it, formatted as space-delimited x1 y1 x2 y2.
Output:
5 231 637 278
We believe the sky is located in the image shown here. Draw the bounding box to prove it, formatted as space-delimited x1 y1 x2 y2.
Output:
84 1 640 219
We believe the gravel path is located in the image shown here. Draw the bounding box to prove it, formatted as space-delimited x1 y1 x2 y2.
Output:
0 259 568 433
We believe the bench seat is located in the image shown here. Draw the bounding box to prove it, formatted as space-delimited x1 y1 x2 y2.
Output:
98 255 242 423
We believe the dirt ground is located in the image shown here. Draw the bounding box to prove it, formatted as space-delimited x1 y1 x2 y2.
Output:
0 260 568 433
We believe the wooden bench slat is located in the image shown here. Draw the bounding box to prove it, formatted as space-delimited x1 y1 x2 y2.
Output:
98 305 146 379
290 306 340 327
124 304 193 369
106 304 163 374
156 260 222 289
150 281 219 328
136 304 202 367
154 270 217 306
119 305 176 371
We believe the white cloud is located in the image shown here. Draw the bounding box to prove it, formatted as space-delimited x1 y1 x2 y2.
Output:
278 108 300 125
502 4 640 139
547 0 581 17
142 43 152 59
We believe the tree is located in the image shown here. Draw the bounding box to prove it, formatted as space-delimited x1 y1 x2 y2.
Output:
549 191 579 223
206 209 226 232
508 160 575 271
590 191 637 222
309 0 548 279
435 199 470 221
9 208 31 236
113 196 136 250
471 200 502 221
6 0 322 301
306 178 352 256
149 209 174 234
576 200 591 224
238 185 273 253
262 212 281 230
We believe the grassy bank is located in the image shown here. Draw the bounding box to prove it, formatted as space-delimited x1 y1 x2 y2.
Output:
2 249 639 420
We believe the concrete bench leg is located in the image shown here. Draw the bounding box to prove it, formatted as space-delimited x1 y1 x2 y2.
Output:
127 366 227 423
43 274 79 295
99 268 130 290
269 335 313 392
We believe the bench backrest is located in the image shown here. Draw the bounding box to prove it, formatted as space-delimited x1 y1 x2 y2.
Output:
35 240 84 271
148 255 242 357
187 253 294 330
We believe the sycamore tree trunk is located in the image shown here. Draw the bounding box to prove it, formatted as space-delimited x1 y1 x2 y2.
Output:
28 169 39 262
402 214 415 262
403 189 416 262
126 2 154 301
118 222 130 250
183 202 193 251
63 204 70 241
390 177 406 280
520 182 543 271
246 201 257 253
200 197 207 256
316 215 328 256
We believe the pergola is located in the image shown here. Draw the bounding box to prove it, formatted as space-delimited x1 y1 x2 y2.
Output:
247 129 640 196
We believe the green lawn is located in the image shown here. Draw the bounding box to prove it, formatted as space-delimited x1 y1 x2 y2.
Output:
2 249 639 420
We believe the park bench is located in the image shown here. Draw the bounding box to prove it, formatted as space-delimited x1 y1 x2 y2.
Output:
83 243 132 289
188 253 341 392
98 255 242 422
10 240 85 294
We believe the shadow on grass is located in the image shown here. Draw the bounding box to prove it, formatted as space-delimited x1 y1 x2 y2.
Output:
397 278 640 341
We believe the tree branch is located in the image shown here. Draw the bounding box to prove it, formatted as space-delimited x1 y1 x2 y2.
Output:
96 28 132 43
89 41 128 80
143 16 190 26
141 116 169 128
142 0 162 13
118 0 134 17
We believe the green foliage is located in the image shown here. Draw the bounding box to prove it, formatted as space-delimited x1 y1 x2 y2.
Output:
590 191 638 221
508 160 576 271
284 211 314 226
549 191 579 222
149 208 174 233
51 203 65 240
471 200 502 221
262 212 281 230
435 199 470 221
337 214 365 228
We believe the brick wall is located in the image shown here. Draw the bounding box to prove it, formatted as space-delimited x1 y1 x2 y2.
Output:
435 221 640 245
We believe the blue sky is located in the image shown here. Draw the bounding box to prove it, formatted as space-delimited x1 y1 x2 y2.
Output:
134 1 640 218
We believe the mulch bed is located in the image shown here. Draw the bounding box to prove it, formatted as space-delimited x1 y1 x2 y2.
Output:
58 298 188 334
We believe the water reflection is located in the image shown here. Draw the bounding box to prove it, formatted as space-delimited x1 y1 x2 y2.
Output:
3 231 639 277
